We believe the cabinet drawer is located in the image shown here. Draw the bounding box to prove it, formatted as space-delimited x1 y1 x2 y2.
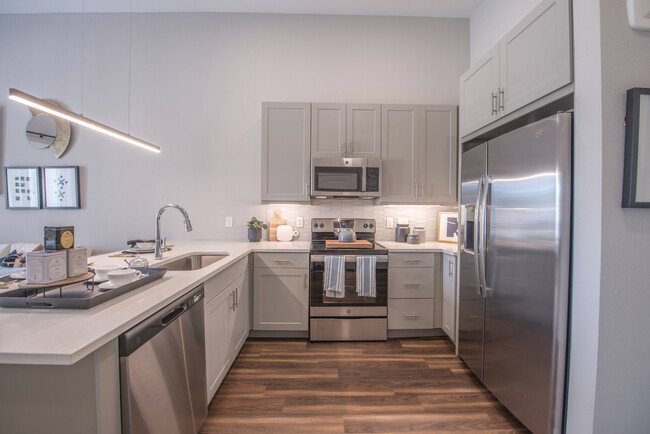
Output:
388 299 434 330
389 252 435 268
254 253 309 269
388 268 434 298
204 256 248 304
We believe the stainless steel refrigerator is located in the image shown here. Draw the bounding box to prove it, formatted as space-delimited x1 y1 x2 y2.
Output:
458 113 571 434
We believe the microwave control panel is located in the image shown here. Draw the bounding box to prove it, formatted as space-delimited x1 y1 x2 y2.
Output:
366 168 380 192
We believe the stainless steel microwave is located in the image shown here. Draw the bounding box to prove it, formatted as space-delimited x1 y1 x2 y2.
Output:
311 158 381 199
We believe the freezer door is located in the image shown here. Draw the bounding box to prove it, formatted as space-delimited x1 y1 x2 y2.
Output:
483 113 571 434
458 143 487 380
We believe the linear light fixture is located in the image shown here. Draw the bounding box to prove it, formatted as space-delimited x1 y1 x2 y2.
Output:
8 88 161 154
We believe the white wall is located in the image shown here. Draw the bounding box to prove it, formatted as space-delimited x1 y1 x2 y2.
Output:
469 0 543 64
0 13 469 253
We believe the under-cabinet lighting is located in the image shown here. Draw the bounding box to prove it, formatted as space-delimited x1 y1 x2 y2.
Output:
8 88 160 154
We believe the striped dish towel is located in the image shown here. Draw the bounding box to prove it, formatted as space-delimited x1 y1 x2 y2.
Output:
324 255 346 298
356 256 376 297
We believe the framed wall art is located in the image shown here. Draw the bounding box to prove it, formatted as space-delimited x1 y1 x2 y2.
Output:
4 166 41 209
623 87 650 207
437 211 459 243
43 166 80 209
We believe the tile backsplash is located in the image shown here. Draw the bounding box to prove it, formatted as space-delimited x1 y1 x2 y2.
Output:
265 199 457 242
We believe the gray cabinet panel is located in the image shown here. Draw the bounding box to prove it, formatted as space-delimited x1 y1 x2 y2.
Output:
419 105 458 204
253 267 309 331
311 103 346 158
347 104 381 158
381 105 419 203
459 46 500 138
261 102 311 202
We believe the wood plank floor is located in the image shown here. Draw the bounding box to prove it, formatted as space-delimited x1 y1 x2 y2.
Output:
200 338 530 433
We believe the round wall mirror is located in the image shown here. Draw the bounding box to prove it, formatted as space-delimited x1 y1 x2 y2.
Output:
26 114 57 149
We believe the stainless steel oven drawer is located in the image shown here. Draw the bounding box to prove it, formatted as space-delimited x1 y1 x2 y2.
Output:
310 318 387 341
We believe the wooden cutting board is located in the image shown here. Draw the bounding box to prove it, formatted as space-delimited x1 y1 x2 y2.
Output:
325 239 373 249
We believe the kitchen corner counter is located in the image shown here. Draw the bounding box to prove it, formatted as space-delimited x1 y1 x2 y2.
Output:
0 240 309 366
379 240 458 254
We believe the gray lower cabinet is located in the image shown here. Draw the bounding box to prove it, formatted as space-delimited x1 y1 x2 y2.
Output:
381 105 458 204
442 252 457 343
388 252 435 330
204 258 250 402
253 253 309 331
311 103 381 159
261 102 311 202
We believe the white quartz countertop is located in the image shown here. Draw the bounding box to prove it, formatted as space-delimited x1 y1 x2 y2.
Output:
378 240 458 254
0 240 310 366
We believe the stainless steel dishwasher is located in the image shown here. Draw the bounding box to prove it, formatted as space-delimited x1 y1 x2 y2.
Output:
119 285 207 434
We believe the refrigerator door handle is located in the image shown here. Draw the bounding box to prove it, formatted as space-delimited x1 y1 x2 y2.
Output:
479 176 492 297
474 176 484 296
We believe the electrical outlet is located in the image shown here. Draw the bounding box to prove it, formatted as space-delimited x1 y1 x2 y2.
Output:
386 217 394 229
225 216 233 227
296 216 304 228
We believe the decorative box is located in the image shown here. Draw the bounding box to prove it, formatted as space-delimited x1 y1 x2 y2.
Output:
26 250 67 284
66 247 88 278
44 226 75 250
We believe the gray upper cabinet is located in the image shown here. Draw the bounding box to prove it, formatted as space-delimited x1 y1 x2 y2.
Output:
261 102 311 202
382 105 458 204
381 105 419 203
312 103 381 159
499 0 571 116
419 105 458 204
459 0 571 138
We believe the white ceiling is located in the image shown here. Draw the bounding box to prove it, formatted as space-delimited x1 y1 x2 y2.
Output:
0 0 483 18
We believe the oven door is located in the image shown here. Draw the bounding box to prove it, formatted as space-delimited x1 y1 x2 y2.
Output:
312 166 364 195
309 255 388 315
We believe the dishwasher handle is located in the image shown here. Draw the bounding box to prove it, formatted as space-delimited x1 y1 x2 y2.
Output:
119 284 204 357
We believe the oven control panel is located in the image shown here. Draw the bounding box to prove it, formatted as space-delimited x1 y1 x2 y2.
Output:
311 218 376 233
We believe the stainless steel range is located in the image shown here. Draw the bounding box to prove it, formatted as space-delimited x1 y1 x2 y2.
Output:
309 218 388 341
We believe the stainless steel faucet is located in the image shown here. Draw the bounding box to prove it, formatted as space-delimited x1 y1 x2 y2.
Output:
155 204 193 260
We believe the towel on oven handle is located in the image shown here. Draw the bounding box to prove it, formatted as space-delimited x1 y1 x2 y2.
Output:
356 256 376 297
324 255 346 299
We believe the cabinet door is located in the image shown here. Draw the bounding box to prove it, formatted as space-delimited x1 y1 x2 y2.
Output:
499 0 571 116
459 45 500 137
442 254 456 342
347 104 381 159
419 105 458 204
229 273 249 357
261 102 311 202
253 268 309 331
380 105 419 203
311 103 346 158
205 287 234 401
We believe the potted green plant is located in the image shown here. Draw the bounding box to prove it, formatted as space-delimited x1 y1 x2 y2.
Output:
246 217 267 242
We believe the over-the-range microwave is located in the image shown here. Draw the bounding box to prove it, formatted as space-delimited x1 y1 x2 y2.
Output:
311 158 381 199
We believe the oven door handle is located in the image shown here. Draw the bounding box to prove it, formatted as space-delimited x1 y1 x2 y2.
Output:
310 255 388 263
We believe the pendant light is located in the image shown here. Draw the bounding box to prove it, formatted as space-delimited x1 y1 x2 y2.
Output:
8 1 160 154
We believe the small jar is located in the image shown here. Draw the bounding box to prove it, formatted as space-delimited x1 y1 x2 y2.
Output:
407 234 420 244
413 226 426 243
128 255 149 277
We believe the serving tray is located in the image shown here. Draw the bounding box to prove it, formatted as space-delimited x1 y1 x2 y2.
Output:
325 240 373 249
0 268 167 309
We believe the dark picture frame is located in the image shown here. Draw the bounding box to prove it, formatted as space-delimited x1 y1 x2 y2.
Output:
4 166 41 209
43 166 80 209
623 87 650 208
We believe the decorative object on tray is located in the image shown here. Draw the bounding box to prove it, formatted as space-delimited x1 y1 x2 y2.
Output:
66 247 88 277
437 211 459 244
4 166 41 209
93 265 121 282
128 256 149 277
25 250 67 284
25 102 71 158
623 87 650 207
247 217 268 242
268 209 286 241
43 166 80 209
44 226 75 250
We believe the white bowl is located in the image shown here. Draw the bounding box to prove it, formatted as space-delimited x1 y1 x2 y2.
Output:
136 241 155 250
94 265 121 281
107 269 139 286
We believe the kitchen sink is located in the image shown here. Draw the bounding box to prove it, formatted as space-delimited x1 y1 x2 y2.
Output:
162 254 228 271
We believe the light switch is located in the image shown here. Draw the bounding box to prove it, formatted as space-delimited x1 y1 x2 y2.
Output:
386 217 394 229
296 216 304 228
225 216 233 227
